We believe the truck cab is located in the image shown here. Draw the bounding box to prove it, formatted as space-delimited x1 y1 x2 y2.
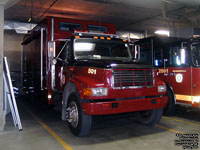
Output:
52 32 168 136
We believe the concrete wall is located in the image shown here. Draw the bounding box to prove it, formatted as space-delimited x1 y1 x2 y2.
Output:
0 5 4 132
171 27 194 38
4 30 24 72
2 29 24 131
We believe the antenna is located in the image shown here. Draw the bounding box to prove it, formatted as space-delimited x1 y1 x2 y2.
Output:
99 18 101 33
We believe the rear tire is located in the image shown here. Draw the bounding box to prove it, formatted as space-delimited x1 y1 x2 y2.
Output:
135 108 163 125
67 93 92 137
164 87 176 116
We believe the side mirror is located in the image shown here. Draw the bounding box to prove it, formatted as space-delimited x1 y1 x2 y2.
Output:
180 48 186 64
134 45 140 60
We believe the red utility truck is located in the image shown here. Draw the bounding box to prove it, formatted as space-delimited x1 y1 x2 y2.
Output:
22 17 167 136
135 36 200 115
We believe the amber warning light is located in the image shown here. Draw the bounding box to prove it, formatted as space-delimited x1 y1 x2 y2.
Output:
193 35 200 39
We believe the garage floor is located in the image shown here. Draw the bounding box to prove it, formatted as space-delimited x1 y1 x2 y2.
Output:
0 96 200 150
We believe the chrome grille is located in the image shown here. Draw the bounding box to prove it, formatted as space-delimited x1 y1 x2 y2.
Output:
112 69 154 88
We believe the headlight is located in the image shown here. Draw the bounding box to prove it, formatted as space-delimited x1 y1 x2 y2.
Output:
83 88 108 96
158 85 166 93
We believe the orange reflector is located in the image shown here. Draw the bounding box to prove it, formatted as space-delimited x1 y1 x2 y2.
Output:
100 37 105 39
193 35 199 39
69 67 74 71
50 47 54 52
107 37 111 40
83 88 92 96
75 36 80 38
103 103 110 108
123 39 127 42
93 36 98 39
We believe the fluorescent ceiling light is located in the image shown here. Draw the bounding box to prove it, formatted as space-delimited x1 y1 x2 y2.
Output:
155 30 170 36
15 29 28 34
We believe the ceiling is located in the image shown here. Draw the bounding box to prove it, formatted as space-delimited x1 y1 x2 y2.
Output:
4 0 200 34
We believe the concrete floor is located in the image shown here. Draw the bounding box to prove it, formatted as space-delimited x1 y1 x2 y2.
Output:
0 96 200 150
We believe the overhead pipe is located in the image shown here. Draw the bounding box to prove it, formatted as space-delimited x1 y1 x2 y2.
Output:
165 0 200 8
162 0 167 18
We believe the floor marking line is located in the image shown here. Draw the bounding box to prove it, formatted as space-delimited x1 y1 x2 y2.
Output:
22 104 73 150
155 124 184 134
163 116 200 127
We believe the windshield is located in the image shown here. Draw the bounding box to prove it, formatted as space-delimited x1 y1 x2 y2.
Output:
74 38 132 61
191 42 200 67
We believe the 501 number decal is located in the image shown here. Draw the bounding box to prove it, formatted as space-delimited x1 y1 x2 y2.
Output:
88 68 96 75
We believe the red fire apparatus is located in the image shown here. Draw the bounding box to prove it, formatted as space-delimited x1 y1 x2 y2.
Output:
135 36 200 115
22 17 167 136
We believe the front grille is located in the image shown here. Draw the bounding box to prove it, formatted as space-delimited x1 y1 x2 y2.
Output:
112 69 154 89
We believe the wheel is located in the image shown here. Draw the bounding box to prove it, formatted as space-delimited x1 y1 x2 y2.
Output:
66 93 92 136
164 87 176 116
135 108 163 125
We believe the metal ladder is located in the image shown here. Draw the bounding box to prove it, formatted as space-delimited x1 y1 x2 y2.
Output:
3 57 22 131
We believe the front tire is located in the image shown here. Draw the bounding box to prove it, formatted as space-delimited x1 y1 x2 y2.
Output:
164 87 176 116
67 93 92 137
135 108 163 125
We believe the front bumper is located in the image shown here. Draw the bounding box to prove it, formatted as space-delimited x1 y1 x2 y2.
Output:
82 96 168 115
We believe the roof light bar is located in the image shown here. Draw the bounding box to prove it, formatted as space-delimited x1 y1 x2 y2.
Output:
74 31 118 38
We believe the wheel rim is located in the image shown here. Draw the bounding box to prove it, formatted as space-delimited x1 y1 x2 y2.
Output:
68 101 79 128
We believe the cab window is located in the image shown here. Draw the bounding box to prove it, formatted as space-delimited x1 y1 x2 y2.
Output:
60 22 82 32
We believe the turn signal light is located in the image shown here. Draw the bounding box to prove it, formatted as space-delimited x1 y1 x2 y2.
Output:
83 88 92 96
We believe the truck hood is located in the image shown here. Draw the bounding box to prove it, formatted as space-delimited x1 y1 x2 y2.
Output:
74 59 152 69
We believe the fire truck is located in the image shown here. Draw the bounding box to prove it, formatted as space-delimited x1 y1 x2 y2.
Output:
22 17 167 136
134 36 200 115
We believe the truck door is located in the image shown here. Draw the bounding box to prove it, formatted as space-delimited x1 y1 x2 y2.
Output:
56 40 73 90
157 44 192 105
